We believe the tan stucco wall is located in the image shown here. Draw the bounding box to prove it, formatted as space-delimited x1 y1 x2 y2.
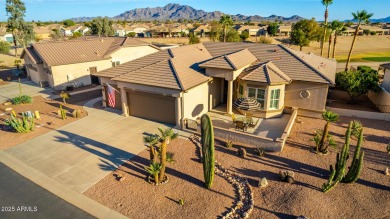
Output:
110 46 158 65
284 81 329 112
183 82 211 120
368 87 390 113
24 54 47 85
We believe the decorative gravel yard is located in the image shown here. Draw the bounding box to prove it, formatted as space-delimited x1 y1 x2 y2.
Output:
84 115 390 218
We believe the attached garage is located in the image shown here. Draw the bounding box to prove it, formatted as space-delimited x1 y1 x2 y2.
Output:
127 90 176 124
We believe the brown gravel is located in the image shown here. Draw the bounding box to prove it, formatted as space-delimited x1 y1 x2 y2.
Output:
85 116 390 219
0 96 87 150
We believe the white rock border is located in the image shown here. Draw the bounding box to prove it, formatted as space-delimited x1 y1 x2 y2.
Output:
189 135 254 219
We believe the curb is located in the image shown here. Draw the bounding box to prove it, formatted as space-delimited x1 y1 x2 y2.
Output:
0 151 128 219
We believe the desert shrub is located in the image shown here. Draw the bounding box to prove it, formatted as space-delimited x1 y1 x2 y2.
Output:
166 152 175 164
188 32 200 44
363 29 370 35
257 36 272 44
256 147 265 157
0 41 10 54
370 31 376 35
126 32 136 37
11 95 32 105
240 30 250 41
225 139 234 148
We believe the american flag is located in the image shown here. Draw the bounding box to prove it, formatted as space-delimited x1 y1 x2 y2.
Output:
107 84 116 107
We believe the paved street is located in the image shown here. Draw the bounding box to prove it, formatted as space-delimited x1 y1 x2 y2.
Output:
0 78 53 103
0 162 95 219
4 98 178 193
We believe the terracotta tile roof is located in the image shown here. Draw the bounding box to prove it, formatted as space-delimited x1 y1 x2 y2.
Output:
202 42 335 84
25 37 151 66
240 61 292 85
110 44 212 91
199 49 257 70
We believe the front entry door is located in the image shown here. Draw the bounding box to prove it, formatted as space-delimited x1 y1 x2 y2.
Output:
89 67 100 85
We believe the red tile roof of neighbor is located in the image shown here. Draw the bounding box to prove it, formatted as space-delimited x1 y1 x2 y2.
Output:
96 42 336 91
21 37 153 66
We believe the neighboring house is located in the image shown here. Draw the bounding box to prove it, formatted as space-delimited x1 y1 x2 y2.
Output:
94 42 336 128
360 25 389 35
368 63 390 112
0 28 14 42
193 25 211 37
113 25 135 37
277 25 292 36
60 26 87 36
235 25 267 36
21 37 159 90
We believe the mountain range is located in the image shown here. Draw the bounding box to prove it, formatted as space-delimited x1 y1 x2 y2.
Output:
71 3 304 22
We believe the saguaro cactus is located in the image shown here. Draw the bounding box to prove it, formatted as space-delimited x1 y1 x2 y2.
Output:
322 121 364 192
200 114 215 189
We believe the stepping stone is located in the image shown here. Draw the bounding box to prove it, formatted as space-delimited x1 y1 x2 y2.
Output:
5 108 12 111
3 102 12 106
0 113 5 116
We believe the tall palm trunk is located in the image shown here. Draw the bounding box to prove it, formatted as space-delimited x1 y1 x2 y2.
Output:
158 141 167 182
345 25 360 71
223 26 227 42
319 122 330 153
320 7 329 57
327 33 332 58
332 33 338 58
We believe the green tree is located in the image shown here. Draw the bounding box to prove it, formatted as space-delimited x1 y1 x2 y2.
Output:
209 20 221 42
0 41 11 54
188 32 200 44
345 10 373 71
330 20 346 59
62 19 75 27
225 28 241 42
290 19 321 51
219 15 233 42
240 30 249 41
5 0 26 56
267 22 279 36
126 32 136 37
50 28 62 40
336 66 379 103
17 22 34 48
320 0 333 57
90 17 114 37
71 31 82 39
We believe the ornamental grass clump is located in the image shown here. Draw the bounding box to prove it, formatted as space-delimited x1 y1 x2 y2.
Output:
11 78 32 105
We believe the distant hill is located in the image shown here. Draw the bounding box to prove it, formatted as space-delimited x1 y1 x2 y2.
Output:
71 3 304 22
370 16 390 23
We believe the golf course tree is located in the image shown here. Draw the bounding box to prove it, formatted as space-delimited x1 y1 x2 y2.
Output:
345 10 373 71
320 0 333 57
90 17 115 37
6 0 35 56
335 66 380 103
290 18 321 51
329 20 347 59
267 22 279 36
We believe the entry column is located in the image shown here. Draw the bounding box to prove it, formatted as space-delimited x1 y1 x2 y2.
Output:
226 80 233 115
120 88 129 117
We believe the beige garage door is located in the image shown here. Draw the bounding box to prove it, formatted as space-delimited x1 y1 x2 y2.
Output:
127 91 176 124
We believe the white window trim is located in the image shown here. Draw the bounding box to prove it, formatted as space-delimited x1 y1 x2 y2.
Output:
269 89 281 110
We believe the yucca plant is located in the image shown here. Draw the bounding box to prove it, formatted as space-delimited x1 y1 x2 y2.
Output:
145 162 162 185
157 127 178 182
5 113 34 133
143 135 159 163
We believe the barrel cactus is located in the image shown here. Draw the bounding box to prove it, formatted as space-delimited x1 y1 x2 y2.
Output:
200 114 215 189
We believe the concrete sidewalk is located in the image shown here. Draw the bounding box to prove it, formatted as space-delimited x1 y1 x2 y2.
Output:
4 98 174 192
0 78 53 103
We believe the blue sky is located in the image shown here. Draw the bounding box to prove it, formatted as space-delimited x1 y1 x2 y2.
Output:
0 0 389 22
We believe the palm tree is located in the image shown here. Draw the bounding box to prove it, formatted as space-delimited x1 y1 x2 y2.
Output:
320 0 333 57
143 135 159 163
345 10 373 71
157 127 178 182
330 20 346 59
319 110 339 153
219 15 233 42
145 162 162 184
326 25 333 58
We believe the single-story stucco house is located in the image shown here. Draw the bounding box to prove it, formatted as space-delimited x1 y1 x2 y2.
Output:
21 37 159 90
368 63 390 112
94 42 336 129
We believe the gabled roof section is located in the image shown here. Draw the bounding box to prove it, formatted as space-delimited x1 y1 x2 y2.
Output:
21 47 43 64
199 49 257 70
240 61 291 85
111 44 212 91
202 42 335 85
27 37 154 66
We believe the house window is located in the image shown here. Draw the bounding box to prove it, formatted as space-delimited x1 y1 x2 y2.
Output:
112 61 120 67
248 87 265 110
239 84 244 95
270 89 281 109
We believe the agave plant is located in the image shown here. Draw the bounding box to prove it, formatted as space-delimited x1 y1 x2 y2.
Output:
145 162 162 184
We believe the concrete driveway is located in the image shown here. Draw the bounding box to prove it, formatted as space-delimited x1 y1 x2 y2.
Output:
4 98 181 193
0 78 53 103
